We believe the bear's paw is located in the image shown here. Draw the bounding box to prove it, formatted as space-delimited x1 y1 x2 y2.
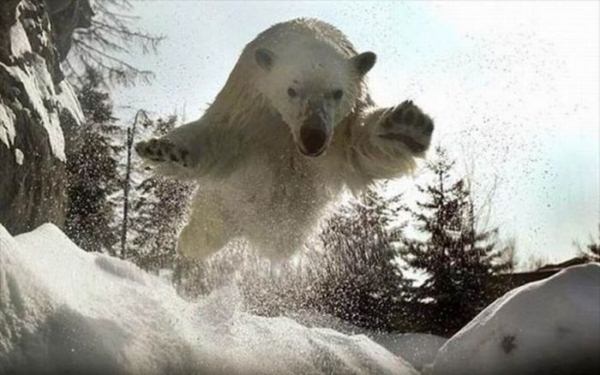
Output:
377 100 434 154
135 138 193 167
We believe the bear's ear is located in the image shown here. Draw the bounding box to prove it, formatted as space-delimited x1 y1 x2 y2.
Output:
255 48 275 71
351 52 377 75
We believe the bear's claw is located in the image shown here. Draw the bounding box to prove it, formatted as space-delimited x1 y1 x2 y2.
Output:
135 138 192 167
378 100 434 154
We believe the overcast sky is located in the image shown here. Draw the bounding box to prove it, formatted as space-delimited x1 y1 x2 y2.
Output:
114 1 599 266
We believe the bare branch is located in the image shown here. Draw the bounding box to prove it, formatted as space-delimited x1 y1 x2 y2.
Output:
63 0 164 87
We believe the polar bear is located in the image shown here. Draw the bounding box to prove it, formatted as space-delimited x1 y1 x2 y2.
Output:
135 18 434 261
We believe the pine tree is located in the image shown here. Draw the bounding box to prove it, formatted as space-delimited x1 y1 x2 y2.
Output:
400 147 511 335
64 67 122 254
128 116 193 272
305 187 411 330
576 224 600 262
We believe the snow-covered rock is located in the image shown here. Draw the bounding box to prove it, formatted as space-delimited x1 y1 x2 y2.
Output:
0 223 417 375
429 263 600 375
0 0 85 234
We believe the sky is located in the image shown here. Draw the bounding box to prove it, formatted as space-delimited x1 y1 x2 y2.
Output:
113 1 599 267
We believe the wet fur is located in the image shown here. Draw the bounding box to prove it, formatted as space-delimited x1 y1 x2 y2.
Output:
136 18 434 260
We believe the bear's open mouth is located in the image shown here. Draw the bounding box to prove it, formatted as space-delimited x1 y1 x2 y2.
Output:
299 126 328 157
298 145 327 157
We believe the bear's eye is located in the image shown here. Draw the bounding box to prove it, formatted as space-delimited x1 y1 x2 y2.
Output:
333 89 344 100
287 87 298 98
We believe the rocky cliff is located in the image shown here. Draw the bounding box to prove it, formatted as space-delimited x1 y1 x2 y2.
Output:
0 0 89 233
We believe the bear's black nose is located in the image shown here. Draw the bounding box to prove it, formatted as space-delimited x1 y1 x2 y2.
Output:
300 126 327 156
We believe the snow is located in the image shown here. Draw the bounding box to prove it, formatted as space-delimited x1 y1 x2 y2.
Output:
14 148 24 165
0 105 16 148
56 80 85 125
289 310 446 371
0 10 83 161
8 4 32 58
0 223 416 375
429 263 600 375
373 333 446 372
2 223 598 374
1 61 65 161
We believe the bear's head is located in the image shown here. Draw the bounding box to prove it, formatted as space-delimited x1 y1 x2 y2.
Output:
253 44 376 157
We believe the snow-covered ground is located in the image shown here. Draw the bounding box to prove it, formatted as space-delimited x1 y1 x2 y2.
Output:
1 223 599 374
289 311 446 372
0 223 416 375
429 263 600 375
374 333 446 372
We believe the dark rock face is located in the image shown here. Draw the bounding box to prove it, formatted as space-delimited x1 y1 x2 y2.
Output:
45 0 93 60
0 0 86 234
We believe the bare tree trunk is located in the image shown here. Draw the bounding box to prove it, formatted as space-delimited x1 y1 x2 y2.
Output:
120 110 147 257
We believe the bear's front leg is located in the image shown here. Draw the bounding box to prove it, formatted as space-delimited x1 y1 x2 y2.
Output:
135 138 194 168
135 119 243 178
375 100 434 155
343 100 435 182
177 191 233 259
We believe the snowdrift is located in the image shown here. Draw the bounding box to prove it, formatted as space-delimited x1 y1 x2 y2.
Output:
430 262 600 375
0 223 416 375
374 333 446 372
289 311 446 372
1 223 599 374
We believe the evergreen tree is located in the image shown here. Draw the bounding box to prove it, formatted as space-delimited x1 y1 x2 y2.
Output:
400 147 511 335
128 116 193 272
64 67 122 254
304 187 411 330
576 224 600 261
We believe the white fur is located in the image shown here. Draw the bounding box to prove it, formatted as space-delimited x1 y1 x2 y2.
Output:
137 18 434 260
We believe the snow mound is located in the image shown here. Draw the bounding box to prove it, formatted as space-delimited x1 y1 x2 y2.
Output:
429 263 600 375
290 310 446 371
373 333 446 372
0 224 416 375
